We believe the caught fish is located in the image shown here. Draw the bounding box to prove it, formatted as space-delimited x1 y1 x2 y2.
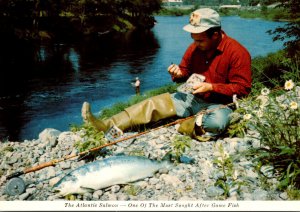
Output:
53 155 173 196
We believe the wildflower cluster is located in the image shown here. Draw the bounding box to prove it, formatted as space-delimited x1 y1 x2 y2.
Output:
73 123 109 161
229 80 300 191
213 143 245 198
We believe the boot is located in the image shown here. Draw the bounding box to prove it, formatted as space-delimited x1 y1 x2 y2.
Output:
177 115 210 142
82 93 177 132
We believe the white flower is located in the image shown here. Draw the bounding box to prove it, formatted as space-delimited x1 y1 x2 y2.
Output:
232 170 238 180
261 87 270 96
217 156 223 162
232 94 239 108
255 110 264 118
243 114 252 120
284 80 295 90
223 151 229 159
290 101 298 110
256 95 269 108
280 104 288 110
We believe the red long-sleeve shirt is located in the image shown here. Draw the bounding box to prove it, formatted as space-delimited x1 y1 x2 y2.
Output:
176 31 252 104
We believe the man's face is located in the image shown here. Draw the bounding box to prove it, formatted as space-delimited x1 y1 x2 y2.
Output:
191 32 216 52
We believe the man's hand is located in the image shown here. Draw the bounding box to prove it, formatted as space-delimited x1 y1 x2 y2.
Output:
168 64 183 78
192 82 213 94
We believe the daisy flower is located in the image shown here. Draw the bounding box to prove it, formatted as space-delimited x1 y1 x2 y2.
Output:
284 80 294 90
280 104 288 110
261 87 270 96
243 114 252 120
255 110 264 118
232 170 238 180
290 101 298 110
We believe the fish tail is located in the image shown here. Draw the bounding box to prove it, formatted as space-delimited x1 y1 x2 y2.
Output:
161 151 174 169
161 151 173 162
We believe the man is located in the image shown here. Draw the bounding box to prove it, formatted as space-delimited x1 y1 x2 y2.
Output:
81 8 252 141
134 77 140 95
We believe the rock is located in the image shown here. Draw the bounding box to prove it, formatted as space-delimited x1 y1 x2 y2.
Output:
260 165 274 178
92 190 103 199
83 192 93 200
252 188 268 200
19 192 30 200
117 193 130 201
46 166 56 179
279 192 288 200
39 128 61 148
206 186 224 197
160 174 182 187
59 161 71 170
149 178 160 185
111 185 121 193
26 188 36 195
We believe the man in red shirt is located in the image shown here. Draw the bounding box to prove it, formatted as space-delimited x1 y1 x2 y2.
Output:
81 8 251 141
167 8 251 140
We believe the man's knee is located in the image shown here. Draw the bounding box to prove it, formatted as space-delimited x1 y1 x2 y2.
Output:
202 107 232 134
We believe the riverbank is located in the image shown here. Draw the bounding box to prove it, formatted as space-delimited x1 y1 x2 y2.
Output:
0 124 289 201
159 4 291 22
1 85 300 203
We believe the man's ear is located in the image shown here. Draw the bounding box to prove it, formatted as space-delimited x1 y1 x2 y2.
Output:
212 31 219 39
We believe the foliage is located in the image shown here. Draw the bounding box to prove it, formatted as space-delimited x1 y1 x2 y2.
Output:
251 51 300 89
237 7 290 21
157 7 192 16
266 0 300 57
229 79 300 191
0 145 14 158
170 135 192 162
124 184 142 196
73 123 108 161
0 0 161 42
213 143 246 198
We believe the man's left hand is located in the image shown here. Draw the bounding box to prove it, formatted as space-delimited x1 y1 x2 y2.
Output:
192 82 213 94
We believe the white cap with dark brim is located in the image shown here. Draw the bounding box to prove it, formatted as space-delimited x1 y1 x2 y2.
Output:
183 8 221 34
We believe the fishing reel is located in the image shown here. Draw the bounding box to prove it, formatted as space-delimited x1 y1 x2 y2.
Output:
5 172 26 196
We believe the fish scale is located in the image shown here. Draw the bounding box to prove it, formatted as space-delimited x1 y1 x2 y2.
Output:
53 155 172 196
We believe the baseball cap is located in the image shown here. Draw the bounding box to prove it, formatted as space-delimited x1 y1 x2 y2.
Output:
183 8 221 34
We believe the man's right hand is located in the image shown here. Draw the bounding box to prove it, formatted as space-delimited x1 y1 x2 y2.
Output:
168 64 183 78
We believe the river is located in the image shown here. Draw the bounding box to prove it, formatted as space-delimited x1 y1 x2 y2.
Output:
0 15 286 141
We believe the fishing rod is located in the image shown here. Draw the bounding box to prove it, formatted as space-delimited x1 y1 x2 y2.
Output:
4 98 237 196
3 108 209 196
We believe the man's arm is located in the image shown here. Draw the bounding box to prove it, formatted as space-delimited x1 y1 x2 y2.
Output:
211 50 252 97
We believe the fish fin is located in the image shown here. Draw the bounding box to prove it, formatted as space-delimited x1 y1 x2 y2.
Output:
115 152 126 156
80 186 95 193
161 151 175 162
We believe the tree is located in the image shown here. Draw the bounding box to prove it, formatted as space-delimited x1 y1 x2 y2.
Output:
267 0 300 57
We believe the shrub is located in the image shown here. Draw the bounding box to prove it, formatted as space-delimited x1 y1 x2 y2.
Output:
230 80 300 191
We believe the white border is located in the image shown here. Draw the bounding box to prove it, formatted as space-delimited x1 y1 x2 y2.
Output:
1 201 300 211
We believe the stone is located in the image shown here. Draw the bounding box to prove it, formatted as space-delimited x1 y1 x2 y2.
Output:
46 166 56 179
206 186 224 197
111 185 121 193
39 128 61 148
252 188 268 200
